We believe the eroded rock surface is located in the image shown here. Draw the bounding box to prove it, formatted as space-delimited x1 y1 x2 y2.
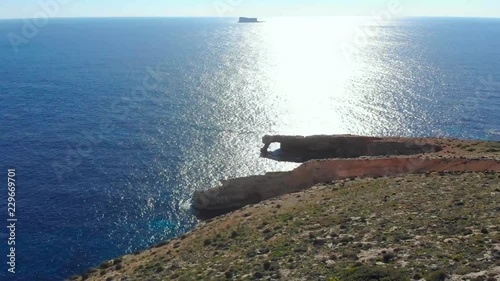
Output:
193 157 500 217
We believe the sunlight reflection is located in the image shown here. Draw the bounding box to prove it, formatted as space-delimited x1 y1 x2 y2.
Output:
260 17 374 135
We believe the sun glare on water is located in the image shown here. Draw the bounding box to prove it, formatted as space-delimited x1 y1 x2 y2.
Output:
238 17 389 136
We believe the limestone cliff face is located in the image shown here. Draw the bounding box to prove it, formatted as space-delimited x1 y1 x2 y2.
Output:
193 136 500 218
193 157 500 217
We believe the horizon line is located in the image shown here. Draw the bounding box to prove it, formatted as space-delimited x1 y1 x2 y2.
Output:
1 15 500 21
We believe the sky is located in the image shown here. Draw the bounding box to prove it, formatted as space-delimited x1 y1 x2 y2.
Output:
0 0 499 19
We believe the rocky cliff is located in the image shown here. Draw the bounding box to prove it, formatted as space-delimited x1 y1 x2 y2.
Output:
72 136 500 281
260 135 442 162
193 157 500 218
194 136 500 218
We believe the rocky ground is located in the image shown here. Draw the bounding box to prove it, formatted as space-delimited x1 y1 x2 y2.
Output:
73 172 499 281
429 138 500 158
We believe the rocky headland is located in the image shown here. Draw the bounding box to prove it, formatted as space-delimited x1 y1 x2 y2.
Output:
72 135 500 281
260 135 442 162
193 135 499 219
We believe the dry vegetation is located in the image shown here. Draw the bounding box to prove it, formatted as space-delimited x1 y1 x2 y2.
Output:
71 139 500 281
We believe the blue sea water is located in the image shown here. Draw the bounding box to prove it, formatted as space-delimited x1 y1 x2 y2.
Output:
0 17 499 280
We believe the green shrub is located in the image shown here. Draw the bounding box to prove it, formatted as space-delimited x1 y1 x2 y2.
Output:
99 261 111 269
425 270 448 281
337 266 409 281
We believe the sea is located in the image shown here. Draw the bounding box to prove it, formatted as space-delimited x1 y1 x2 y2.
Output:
0 17 499 280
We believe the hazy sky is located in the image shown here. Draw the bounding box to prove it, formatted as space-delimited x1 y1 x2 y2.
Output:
0 0 499 19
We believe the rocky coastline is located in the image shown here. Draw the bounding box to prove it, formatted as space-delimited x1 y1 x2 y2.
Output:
193 135 499 219
72 135 500 281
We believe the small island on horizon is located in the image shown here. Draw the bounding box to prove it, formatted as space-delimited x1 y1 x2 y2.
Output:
238 17 261 23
